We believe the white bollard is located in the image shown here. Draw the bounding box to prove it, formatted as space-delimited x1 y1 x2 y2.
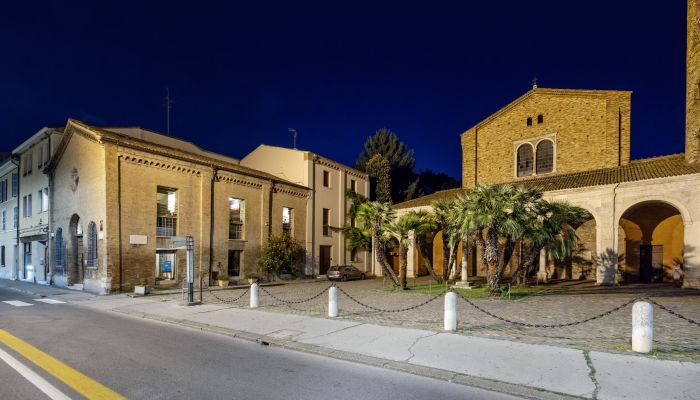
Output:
250 283 259 309
444 291 457 331
328 286 339 317
632 301 653 353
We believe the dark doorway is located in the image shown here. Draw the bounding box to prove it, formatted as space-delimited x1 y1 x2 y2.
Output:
640 245 663 282
228 250 241 277
319 246 331 275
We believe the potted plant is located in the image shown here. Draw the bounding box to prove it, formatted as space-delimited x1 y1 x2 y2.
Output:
134 277 150 295
245 272 259 285
217 274 230 287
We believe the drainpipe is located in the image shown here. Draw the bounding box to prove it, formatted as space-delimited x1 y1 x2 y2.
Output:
45 133 52 285
117 156 123 292
209 166 217 286
268 181 274 238
611 183 621 284
311 155 316 276
10 156 19 281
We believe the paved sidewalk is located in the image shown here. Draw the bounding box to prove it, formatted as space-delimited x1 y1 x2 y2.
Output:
3 280 699 400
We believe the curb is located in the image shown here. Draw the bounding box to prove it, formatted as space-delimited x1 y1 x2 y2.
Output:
110 307 583 400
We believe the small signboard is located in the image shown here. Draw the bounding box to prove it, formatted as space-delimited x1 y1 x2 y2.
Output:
161 260 172 273
129 235 147 245
171 236 189 248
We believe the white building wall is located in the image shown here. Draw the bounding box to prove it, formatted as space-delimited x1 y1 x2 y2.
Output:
0 161 19 280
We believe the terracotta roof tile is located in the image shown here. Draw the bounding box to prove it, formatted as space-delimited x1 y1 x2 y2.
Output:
395 154 700 209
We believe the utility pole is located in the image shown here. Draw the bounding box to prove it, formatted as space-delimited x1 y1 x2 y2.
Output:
288 128 297 149
165 88 175 136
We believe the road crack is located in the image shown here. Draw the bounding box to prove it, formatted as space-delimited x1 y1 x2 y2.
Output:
583 350 601 399
405 332 439 362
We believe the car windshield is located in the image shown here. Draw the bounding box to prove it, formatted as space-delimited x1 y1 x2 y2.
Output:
328 266 340 272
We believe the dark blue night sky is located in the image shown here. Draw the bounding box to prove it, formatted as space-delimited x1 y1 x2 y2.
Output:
0 1 687 180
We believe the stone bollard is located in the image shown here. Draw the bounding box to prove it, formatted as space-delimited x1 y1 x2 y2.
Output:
444 291 457 331
632 301 653 353
250 283 259 309
328 286 339 318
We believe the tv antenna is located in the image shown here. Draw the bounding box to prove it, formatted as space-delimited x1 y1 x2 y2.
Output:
532 77 538 89
165 88 175 135
288 128 297 149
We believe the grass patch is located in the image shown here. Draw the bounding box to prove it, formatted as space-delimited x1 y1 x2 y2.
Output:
385 283 540 300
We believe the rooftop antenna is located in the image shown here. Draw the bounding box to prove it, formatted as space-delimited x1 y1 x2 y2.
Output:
532 77 538 89
288 128 297 149
165 88 175 136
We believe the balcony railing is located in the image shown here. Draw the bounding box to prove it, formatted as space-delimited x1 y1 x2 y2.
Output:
157 216 177 237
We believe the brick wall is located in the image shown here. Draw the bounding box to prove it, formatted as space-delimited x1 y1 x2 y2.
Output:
462 89 631 187
688 0 700 163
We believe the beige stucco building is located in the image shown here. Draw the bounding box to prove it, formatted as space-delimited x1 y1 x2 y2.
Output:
0 157 19 280
394 0 700 289
241 145 370 275
12 128 63 284
46 120 309 294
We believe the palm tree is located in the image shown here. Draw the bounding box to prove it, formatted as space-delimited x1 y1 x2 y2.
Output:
432 199 461 282
458 184 540 294
384 213 423 289
409 210 442 283
343 190 371 254
356 201 400 286
508 200 591 285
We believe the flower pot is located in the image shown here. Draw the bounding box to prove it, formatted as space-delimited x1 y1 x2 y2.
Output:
217 280 229 287
134 285 150 295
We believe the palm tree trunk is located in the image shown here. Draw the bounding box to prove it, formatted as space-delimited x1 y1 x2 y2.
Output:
372 226 399 286
416 235 442 283
445 238 459 281
509 244 542 285
473 229 488 275
399 244 408 289
486 228 500 294
442 232 452 282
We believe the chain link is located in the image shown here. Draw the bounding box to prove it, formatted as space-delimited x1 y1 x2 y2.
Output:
646 298 700 326
336 286 442 313
457 293 639 328
260 284 332 304
204 283 250 303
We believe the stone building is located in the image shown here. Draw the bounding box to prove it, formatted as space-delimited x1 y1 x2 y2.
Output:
0 156 19 280
45 119 309 294
241 145 370 276
394 0 700 289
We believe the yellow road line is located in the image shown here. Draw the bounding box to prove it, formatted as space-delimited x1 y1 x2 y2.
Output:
0 329 126 400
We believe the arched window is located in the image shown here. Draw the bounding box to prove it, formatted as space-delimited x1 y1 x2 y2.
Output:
516 144 534 177
86 222 98 267
537 114 544 124
536 140 554 174
54 228 65 268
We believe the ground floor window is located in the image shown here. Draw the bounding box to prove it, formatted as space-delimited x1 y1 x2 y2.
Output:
156 251 176 281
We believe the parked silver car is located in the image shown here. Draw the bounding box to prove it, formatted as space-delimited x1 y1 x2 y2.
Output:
327 265 366 281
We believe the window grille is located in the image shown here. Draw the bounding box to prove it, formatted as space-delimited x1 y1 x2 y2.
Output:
54 228 65 268
516 144 534 177
229 198 244 240
536 140 554 174
86 222 98 267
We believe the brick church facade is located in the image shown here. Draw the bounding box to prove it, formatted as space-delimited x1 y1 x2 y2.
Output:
394 0 700 289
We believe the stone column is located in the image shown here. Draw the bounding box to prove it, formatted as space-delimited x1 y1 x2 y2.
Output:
537 248 548 282
407 230 415 278
683 222 700 289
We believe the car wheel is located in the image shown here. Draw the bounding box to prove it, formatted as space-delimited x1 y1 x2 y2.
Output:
360 274 365 280
341 275 347 282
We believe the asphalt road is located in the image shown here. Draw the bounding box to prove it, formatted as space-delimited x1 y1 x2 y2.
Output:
0 287 521 400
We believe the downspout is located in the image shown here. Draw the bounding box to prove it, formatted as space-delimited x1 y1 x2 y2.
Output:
117 155 123 292
474 127 479 186
618 109 622 166
611 183 621 284
268 182 274 237
45 133 52 285
10 156 20 281
311 155 316 276
209 166 217 286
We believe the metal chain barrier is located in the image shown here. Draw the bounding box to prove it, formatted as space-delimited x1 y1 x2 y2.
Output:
209 286 250 303
457 293 640 328
260 284 333 305
646 298 700 327
336 285 442 313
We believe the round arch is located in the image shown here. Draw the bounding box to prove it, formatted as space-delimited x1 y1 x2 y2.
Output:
617 199 685 283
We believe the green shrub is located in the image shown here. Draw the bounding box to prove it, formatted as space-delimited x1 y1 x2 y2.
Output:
217 274 229 281
257 233 305 278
